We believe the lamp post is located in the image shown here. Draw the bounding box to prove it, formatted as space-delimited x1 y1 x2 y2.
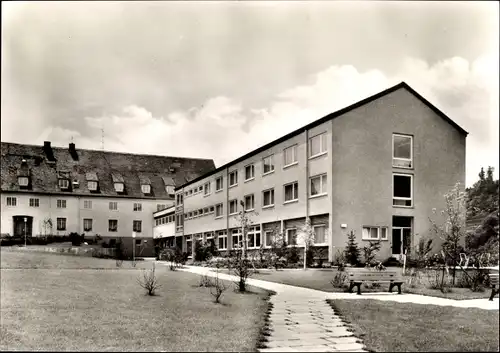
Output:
24 217 27 247
132 231 136 264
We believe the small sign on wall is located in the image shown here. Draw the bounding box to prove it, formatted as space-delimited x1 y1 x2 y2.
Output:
132 232 136 238
340 224 347 229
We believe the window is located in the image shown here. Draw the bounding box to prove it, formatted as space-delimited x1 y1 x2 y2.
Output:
141 184 151 194
109 220 118 232
284 182 299 202
380 227 388 240
393 134 413 168
29 198 39 207
114 182 124 192
88 181 98 191
229 199 238 215
216 177 223 191
199 208 204 216
84 200 92 209
204 182 211 195
57 199 66 209
109 239 116 247
310 174 327 197
209 206 214 213
393 174 413 207
6 197 17 206
57 218 66 231
309 132 327 157
59 179 69 189
229 170 238 187
18 176 29 186
262 189 275 208
193 210 198 217
248 226 261 248
133 203 142 212
176 194 183 206
283 145 298 167
83 219 93 232
244 194 255 211
133 220 142 233
245 164 255 181
362 226 388 241
217 231 227 250
203 207 209 214
313 225 326 244
265 231 275 247
286 228 297 246
109 201 118 211
232 229 241 249
135 239 142 245
166 185 175 195
214 203 224 218
186 235 192 254
262 155 275 174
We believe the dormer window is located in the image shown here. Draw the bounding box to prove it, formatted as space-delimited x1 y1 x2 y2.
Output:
18 176 29 187
86 172 99 192
114 182 124 192
166 185 175 195
59 179 69 189
141 184 151 194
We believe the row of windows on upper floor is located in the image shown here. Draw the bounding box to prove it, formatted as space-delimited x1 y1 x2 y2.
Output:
176 133 414 205
4 197 169 212
177 132 329 202
154 215 175 226
175 172 414 228
51 218 143 233
16 177 176 196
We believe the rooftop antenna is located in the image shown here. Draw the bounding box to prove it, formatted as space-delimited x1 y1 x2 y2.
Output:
101 126 105 151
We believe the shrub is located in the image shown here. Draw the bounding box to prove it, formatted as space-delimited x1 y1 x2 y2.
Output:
137 263 160 295
194 240 214 262
330 271 348 289
210 272 227 304
362 240 382 267
286 246 300 264
198 274 214 287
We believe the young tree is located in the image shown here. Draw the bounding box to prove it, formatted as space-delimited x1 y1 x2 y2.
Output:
362 240 382 267
429 182 467 285
344 230 361 266
231 200 257 292
299 217 315 270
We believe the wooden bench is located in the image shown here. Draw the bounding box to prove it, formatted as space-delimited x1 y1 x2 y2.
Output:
347 269 404 295
489 273 499 301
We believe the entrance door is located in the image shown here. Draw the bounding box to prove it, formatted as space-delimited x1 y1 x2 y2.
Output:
13 216 33 238
392 216 412 259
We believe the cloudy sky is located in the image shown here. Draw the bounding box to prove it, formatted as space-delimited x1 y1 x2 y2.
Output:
2 1 498 186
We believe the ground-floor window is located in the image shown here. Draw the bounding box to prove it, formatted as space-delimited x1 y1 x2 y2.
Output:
231 229 241 249
217 231 227 250
83 218 93 232
286 228 297 246
313 225 326 244
185 235 192 254
265 230 274 247
57 218 66 231
247 226 261 248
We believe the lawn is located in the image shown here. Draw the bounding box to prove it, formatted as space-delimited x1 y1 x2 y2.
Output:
329 299 500 352
0 249 270 352
219 267 493 300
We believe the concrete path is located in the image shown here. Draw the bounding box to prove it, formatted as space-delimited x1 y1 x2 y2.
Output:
158 263 499 352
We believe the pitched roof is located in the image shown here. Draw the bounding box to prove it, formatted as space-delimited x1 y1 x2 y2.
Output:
175 81 468 191
1 142 215 199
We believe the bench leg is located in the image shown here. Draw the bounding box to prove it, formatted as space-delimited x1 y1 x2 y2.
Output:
356 283 361 295
348 282 354 293
397 283 402 295
489 286 498 301
389 283 394 293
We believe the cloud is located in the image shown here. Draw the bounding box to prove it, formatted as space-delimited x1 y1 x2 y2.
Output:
29 54 499 187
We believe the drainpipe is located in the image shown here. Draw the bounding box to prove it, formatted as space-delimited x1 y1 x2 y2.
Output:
226 168 230 250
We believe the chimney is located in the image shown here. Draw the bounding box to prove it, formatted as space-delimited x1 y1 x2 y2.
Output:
43 141 56 162
69 143 78 161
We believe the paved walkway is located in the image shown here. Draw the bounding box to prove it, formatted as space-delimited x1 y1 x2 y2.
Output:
158 263 499 352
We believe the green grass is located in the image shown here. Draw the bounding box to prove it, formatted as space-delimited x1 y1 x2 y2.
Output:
329 299 499 352
219 268 493 300
0 249 270 351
